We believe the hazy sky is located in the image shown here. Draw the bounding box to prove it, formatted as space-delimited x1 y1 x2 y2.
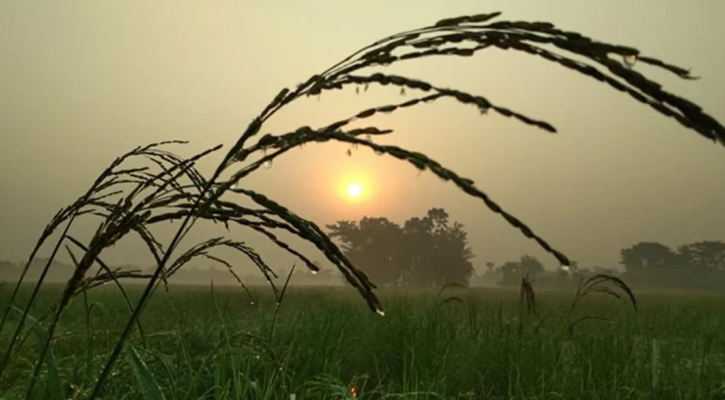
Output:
1 1 724 276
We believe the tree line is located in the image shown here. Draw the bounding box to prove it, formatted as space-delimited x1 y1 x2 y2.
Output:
327 208 474 288
327 208 725 290
2 208 723 290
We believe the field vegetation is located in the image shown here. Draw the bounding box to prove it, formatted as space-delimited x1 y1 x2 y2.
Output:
2 283 725 399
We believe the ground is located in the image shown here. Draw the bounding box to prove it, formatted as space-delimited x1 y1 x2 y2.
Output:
1 284 725 399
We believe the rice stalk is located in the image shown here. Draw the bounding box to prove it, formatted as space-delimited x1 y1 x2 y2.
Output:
20 143 224 395
0 140 195 379
435 282 465 309
565 273 637 335
520 272 536 317
8 306 63 400
269 264 296 346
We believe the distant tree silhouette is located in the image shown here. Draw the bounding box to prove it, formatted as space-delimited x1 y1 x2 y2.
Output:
678 241 725 274
490 241 725 290
619 242 680 286
619 241 725 289
677 241 725 288
497 255 545 287
327 208 474 287
327 217 405 286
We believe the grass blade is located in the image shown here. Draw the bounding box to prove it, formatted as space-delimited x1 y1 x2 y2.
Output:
8 306 63 400
124 344 167 400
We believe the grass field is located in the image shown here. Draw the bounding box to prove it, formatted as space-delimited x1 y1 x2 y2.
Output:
2 283 725 400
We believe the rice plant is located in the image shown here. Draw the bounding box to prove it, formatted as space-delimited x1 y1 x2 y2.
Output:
565 273 638 335
1 11 723 399
520 272 536 317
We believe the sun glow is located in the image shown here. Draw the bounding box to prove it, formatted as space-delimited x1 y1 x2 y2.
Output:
336 172 373 205
347 183 363 198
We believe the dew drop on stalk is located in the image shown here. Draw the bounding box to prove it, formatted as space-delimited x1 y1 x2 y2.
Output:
355 86 360 95
479 107 489 115
400 87 406 96
311 269 318 275
364 83 369 92
623 54 637 69
262 160 273 169
366 134 372 142
374 148 384 156
375 308 386 317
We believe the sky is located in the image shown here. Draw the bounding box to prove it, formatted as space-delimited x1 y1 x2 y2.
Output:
1 0 724 277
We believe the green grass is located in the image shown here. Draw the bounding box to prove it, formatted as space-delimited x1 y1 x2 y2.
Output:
2 284 725 400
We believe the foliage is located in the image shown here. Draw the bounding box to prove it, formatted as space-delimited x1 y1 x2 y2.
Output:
328 208 474 288
621 240 725 289
4 286 725 399
620 242 681 287
564 273 637 335
490 240 725 291
621 242 680 273
327 217 405 287
497 255 545 287
486 239 725 291
678 241 725 274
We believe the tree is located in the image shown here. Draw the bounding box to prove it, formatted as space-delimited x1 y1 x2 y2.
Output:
617 240 725 289
620 242 680 286
498 255 545 287
678 241 725 273
401 208 474 287
677 241 725 289
327 217 405 286
327 208 474 287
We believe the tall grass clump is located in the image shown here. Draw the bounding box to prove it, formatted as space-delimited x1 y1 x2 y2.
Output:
1 11 723 399
564 273 638 335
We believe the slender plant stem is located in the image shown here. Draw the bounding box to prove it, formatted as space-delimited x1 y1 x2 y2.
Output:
0 210 79 382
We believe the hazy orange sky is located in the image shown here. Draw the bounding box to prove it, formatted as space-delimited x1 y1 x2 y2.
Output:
1 1 724 275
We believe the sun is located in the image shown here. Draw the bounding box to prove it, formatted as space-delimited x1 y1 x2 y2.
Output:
336 173 371 203
347 183 363 199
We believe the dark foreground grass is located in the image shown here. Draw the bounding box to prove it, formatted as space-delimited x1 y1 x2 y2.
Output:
2 284 725 400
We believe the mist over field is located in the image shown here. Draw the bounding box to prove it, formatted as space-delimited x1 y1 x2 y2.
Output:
2 0 725 277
